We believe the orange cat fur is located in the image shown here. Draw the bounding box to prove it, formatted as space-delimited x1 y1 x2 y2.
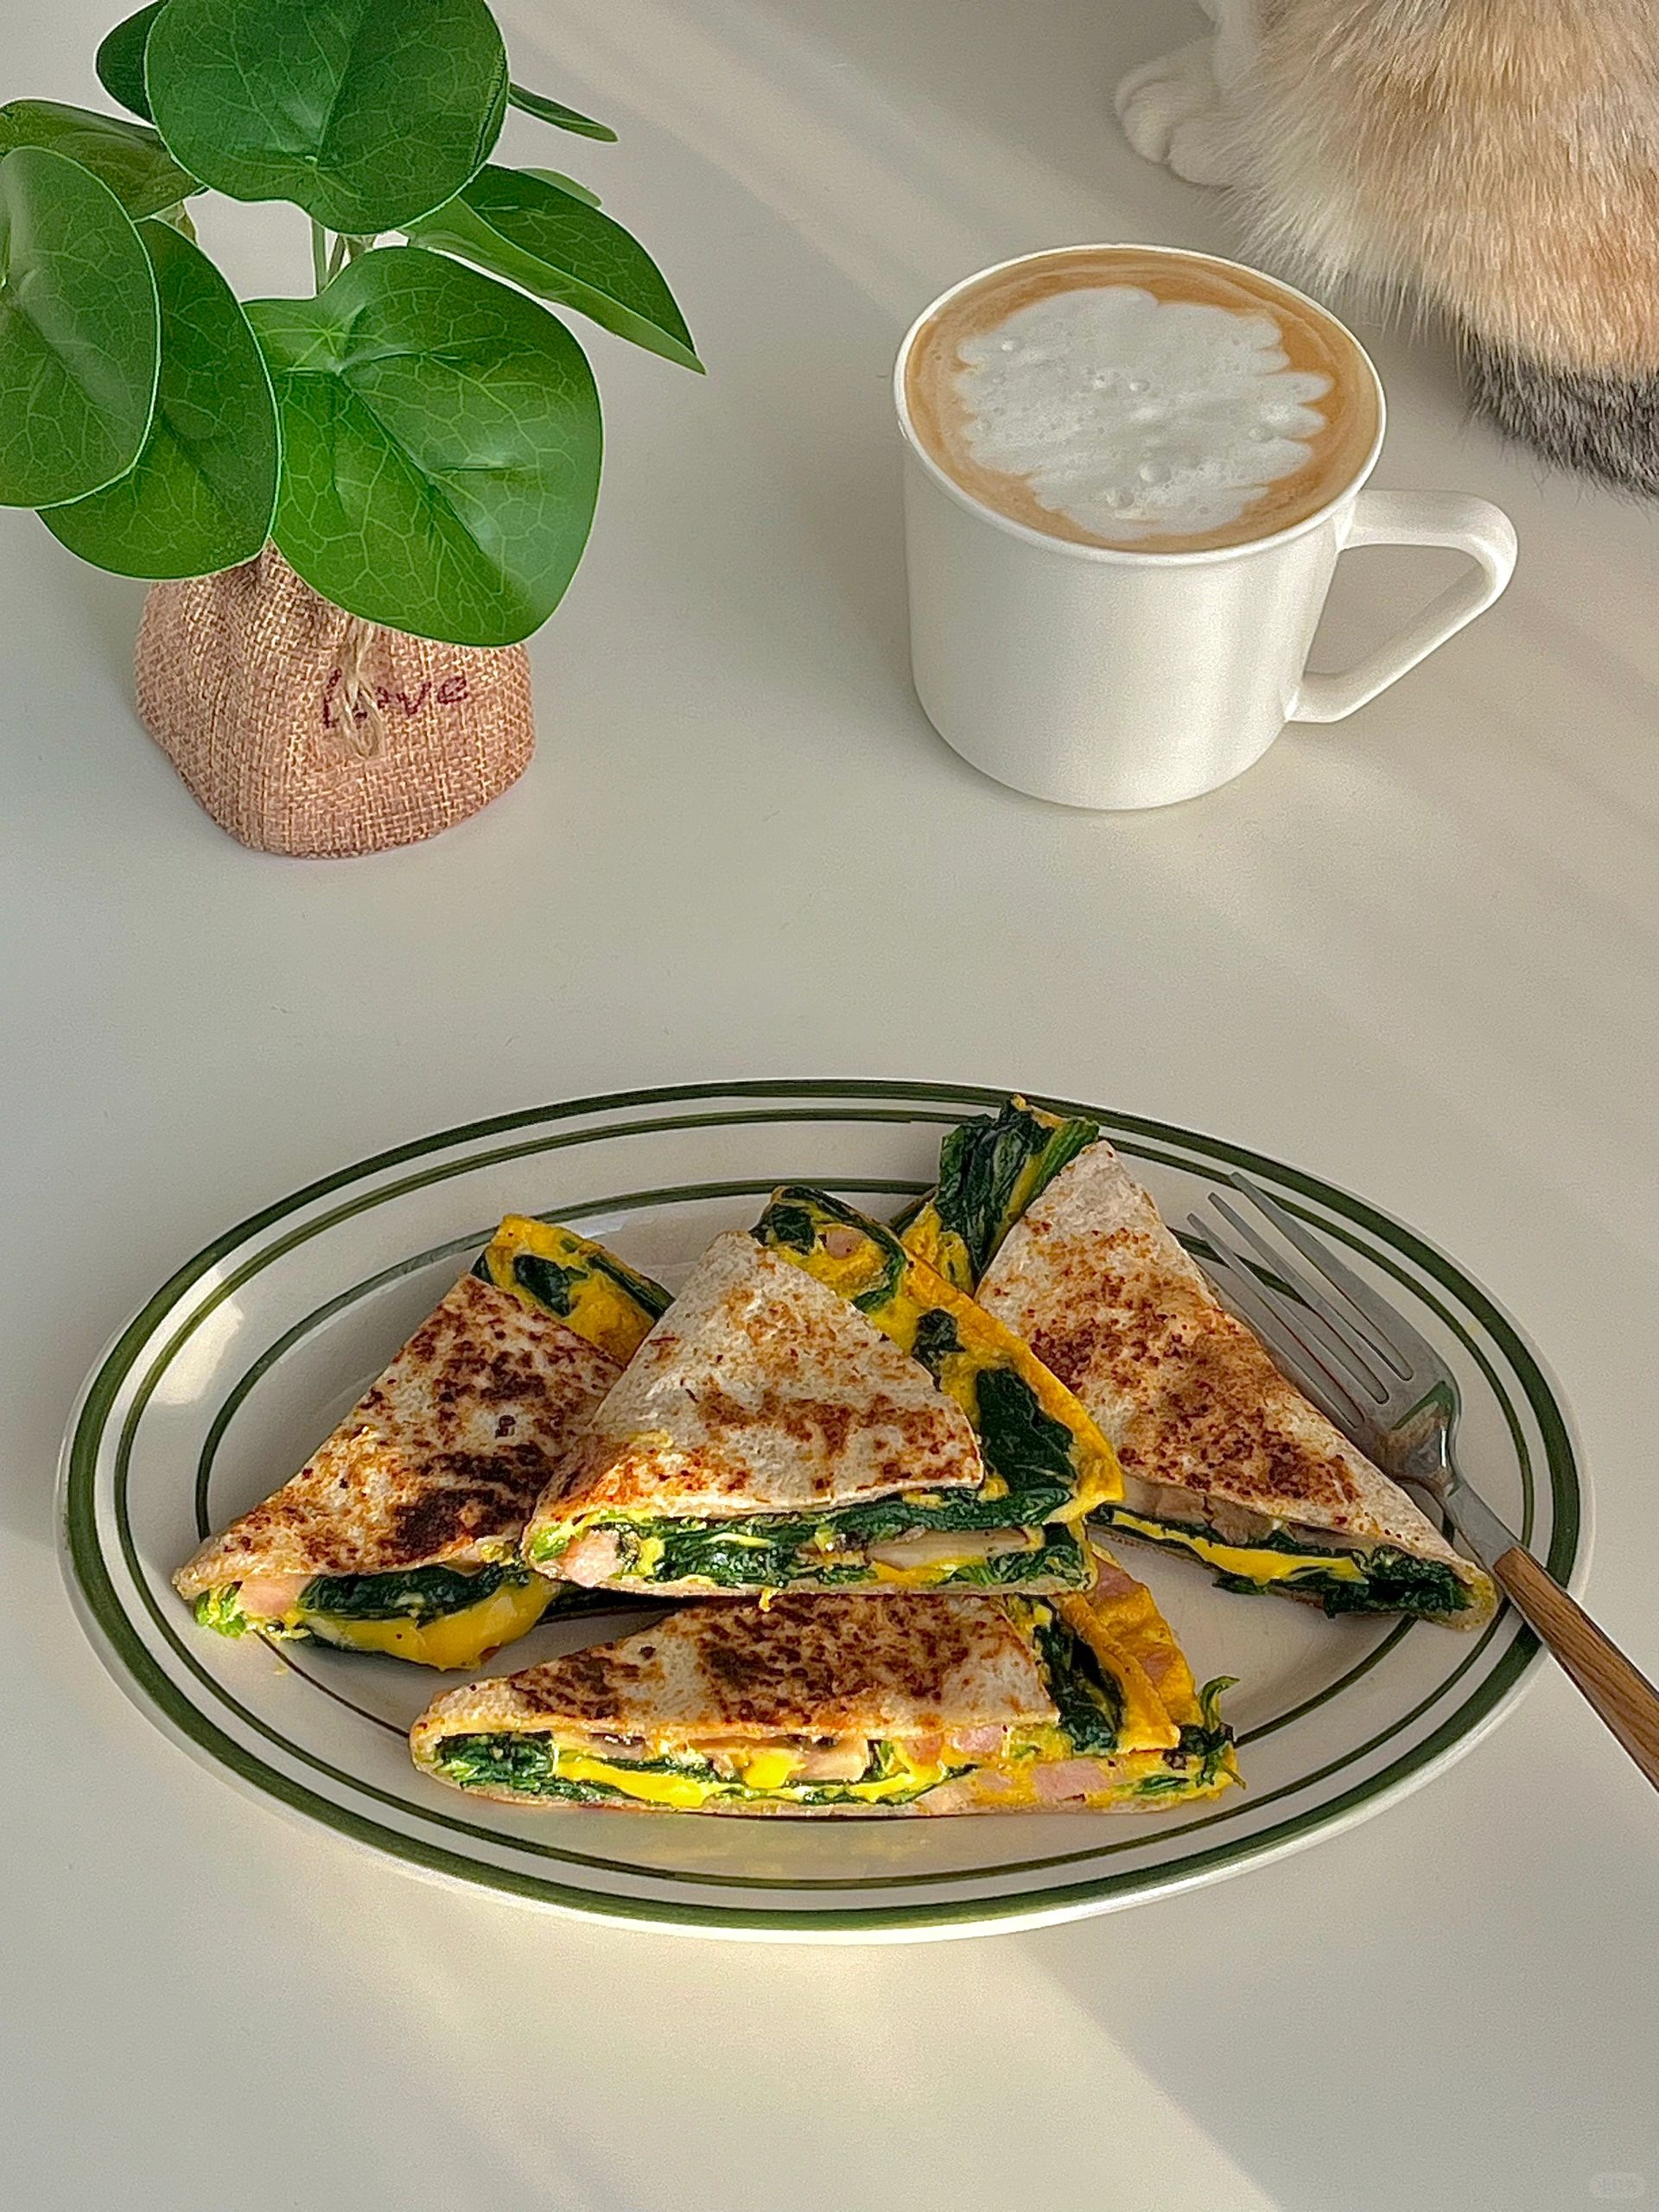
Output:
1117 0 1659 491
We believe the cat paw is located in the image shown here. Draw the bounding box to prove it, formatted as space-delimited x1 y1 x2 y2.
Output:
1115 38 1240 188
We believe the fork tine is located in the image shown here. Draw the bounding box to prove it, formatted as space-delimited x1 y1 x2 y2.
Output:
1208 1194 1398 1395
1230 1174 1443 1379
1185 1213 1374 1437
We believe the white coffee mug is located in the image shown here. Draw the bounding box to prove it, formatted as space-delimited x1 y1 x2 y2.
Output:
895 245 1517 810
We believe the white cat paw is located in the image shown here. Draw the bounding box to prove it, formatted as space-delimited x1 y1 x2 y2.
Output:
1115 37 1239 188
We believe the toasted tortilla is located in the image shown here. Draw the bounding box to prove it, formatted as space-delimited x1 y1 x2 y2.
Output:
416 1590 1050 1750
531 1230 982 1533
410 1547 1239 1815
973 1139 1497 1625
175 1217 671 1665
546 1230 986 1522
175 1269 622 1597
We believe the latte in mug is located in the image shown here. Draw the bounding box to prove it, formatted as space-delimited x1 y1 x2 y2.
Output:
903 246 1381 556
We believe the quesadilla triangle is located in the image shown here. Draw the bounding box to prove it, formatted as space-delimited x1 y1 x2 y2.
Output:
523 1190 1122 1598
410 1545 1238 1815
906 1106 1497 1628
174 1216 671 1668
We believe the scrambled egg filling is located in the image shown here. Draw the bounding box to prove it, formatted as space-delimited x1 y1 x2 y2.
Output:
436 1719 1235 1811
1102 1509 1367 1592
302 1575 555 1669
431 1600 1236 1813
210 1571 555 1671
537 1740 961 1809
899 1096 1097 1293
474 1215 666 1365
531 1515 1092 1595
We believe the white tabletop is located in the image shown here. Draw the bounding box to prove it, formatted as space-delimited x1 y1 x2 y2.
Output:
8 3 1659 2206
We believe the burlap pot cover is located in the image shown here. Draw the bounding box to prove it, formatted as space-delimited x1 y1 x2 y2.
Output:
134 546 534 857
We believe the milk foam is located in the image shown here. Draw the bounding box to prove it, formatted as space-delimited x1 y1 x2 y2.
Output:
953 285 1332 542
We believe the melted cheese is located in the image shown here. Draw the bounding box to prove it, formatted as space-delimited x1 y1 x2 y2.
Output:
845 1745 956 1801
544 1738 958 1808
632 1535 666 1580
741 1749 800 1790
302 1576 554 1669
1107 1510 1367 1589
556 1754 721 1809
868 1557 976 1588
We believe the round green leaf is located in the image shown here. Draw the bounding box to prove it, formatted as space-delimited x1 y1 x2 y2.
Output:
406 165 701 372
507 82 615 143
523 167 600 210
96 2 169 124
42 220 278 577
0 100 197 219
247 246 601 645
148 0 507 232
0 146 160 506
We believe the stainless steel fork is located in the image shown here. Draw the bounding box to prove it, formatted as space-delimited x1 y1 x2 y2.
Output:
1190 1175 1659 1791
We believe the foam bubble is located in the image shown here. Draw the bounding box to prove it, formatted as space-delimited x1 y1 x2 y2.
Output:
953 285 1331 541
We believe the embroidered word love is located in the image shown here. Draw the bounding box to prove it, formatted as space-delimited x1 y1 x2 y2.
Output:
320 669 472 727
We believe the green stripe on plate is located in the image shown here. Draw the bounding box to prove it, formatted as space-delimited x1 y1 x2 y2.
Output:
61 1084 1580 1932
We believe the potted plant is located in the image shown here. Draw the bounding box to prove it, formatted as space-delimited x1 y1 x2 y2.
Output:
0 0 699 855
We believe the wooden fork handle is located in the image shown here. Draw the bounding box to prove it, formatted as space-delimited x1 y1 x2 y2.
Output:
1492 1546 1659 1789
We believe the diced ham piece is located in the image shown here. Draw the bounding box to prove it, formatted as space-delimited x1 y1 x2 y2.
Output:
791 1738 873 1783
1031 1758 1113 1804
558 1530 624 1585
925 1770 1020 1815
235 1573 311 1619
946 1726 1009 1759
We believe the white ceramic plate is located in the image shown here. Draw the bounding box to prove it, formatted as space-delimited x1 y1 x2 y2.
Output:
60 1081 1583 1942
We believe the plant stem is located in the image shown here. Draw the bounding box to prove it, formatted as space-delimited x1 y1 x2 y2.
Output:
310 218 330 292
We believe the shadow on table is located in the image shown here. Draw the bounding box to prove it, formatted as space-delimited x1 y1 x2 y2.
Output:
247 1827 1277 2212
1020 1718 1659 2212
203 1688 1655 2212
48 554 149 699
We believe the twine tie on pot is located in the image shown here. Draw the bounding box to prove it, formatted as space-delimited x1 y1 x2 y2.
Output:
332 613 386 759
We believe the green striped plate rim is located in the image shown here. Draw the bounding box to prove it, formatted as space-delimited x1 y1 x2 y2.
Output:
58 1081 1581 1939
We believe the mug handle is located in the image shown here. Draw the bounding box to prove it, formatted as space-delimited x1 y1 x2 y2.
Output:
1290 489 1517 723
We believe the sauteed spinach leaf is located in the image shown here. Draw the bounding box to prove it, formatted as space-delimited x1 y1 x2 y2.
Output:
973 1368 1077 1503
193 1585 251 1637
1306 1547 1471 1618
298 1560 530 1623
587 1516 1092 1592
1103 1513 1471 1619
1135 1676 1237 1796
930 1098 1099 1283
431 1732 960 1806
1028 1606 1124 1756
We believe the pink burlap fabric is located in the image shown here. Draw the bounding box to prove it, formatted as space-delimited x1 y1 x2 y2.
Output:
135 546 534 856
